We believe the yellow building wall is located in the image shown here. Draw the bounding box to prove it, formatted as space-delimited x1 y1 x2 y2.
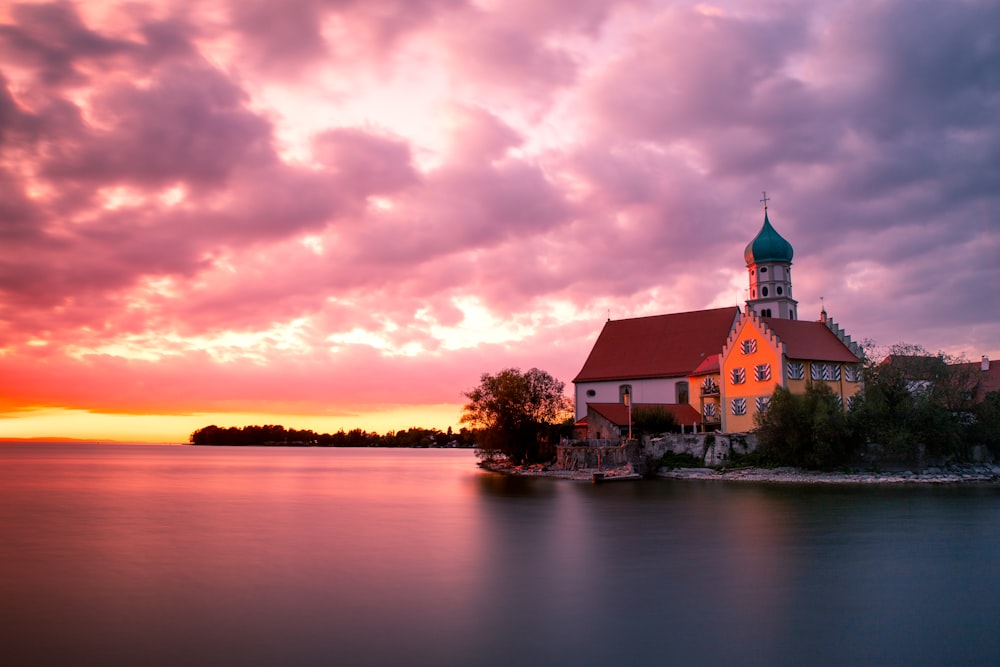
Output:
689 372 722 428
784 360 863 406
721 319 782 432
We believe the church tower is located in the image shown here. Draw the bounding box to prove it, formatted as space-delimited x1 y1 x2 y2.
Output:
744 194 797 320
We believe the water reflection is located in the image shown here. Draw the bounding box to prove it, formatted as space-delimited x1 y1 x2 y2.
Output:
2 444 999 667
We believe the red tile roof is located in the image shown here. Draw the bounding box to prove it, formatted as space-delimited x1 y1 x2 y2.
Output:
588 402 702 426
690 354 721 376
763 318 860 363
953 358 1000 400
976 360 1000 397
574 307 739 382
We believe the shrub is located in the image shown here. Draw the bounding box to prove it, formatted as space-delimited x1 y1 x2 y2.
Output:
754 383 855 469
632 405 680 436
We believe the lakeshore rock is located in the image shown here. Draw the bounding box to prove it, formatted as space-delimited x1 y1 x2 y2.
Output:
480 460 1000 485
657 463 1000 484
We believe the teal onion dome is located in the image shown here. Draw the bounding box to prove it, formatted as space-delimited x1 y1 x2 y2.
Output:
744 211 794 265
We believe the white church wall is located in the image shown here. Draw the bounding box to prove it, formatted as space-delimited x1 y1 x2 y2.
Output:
574 377 688 421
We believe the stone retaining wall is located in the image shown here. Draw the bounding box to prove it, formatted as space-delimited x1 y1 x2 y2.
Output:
557 432 758 471
643 432 757 466
557 442 638 471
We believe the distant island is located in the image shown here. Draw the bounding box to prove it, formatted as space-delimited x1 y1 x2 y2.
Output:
189 424 475 449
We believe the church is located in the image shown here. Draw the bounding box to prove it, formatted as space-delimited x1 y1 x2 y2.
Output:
573 200 863 437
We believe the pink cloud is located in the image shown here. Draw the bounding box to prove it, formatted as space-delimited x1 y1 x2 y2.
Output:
226 0 467 76
313 128 419 195
0 0 997 439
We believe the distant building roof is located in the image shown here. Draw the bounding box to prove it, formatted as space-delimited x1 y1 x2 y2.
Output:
764 318 861 363
744 211 793 265
975 359 1000 397
949 357 1000 400
882 354 947 380
574 307 739 383
588 402 702 427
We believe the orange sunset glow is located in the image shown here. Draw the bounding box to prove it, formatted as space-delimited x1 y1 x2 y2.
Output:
1 0 997 442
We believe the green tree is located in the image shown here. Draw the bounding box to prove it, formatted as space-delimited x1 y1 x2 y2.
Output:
632 406 679 437
970 392 1000 455
461 367 572 464
848 342 976 463
753 383 854 469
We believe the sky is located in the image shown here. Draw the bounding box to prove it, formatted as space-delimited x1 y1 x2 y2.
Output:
0 0 997 442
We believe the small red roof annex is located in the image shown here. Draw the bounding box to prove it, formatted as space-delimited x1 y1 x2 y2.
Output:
587 402 702 427
690 354 721 376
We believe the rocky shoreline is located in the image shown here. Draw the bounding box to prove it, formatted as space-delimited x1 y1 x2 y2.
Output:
480 461 1000 485
657 463 1000 484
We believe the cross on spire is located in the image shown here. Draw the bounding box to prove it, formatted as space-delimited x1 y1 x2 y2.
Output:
760 191 770 210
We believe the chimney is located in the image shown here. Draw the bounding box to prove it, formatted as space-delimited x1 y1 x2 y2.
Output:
983 355 990 372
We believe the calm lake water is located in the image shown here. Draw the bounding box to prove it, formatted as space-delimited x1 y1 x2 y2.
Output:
2 443 999 667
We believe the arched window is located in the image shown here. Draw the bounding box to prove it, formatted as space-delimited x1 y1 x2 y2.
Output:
619 385 632 403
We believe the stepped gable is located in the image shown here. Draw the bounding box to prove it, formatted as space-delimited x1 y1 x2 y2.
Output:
722 308 785 360
574 307 740 382
763 318 861 363
822 314 863 357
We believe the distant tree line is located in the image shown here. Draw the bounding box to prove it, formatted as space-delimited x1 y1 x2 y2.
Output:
749 343 1000 469
190 424 476 448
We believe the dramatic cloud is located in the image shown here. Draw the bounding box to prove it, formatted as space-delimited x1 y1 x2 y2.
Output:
0 0 997 440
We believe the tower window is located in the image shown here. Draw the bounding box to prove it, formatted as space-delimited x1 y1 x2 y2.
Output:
761 286 769 297
777 286 783 295
760 266 768 273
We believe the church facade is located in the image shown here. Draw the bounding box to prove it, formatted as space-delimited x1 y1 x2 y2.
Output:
573 204 863 437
